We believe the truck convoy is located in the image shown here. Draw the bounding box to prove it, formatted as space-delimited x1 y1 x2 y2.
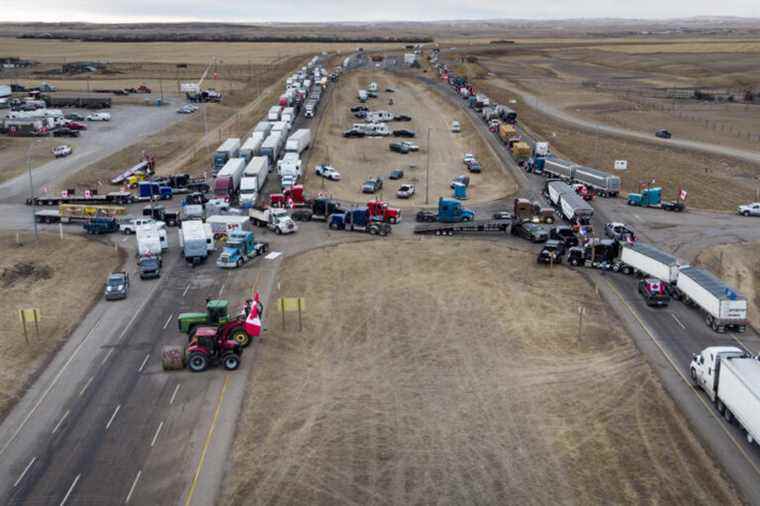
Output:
285 129 312 154
691 347 760 446
541 157 620 198
213 138 241 173
239 156 270 208
239 133 265 163
260 132 283 163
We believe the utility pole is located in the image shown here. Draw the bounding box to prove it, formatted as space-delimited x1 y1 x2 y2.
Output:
577 306 585 341
159 78 164 103
27 141 38 241
425 127 431 205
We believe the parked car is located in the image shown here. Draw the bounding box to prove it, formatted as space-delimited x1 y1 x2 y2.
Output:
104 271 129 300
385 88 396 93
737 202 760 217
451 121 461 133
394 114 412 121
65 121 87 130
315 164 341 181
389 169 404 180
53 145 72 158
604 222 636 242
511 221 548 243
549 225 579 247
354 111 368 119
350 105 368 113
64 112 85 121
655 129 672 139
401 141 418 152
393 129 416 138
87 112 111 121
53 128 80 138
463 153 476 164
177 104 196 114
389 142 410 154
492 210 513 220
344 129 365 138
362 177 383 193
639 278 670 306
397 184 415 199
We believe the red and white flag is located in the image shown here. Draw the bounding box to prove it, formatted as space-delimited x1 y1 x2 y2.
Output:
244 303 262 338
679 189 688 201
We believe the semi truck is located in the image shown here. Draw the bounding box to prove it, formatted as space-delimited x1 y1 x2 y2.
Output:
249 207 298 234
138 181 172 201
573 165 620 198
329 208 391 236
290 197 346 222
545 180 593 224
179 219 214 264
620 242 686 284
239 133 265 163
206 215 249 239
267 105 282 121
676 267 748 333
239 156 270 208
213 138 241 172
215 230 268 268
415 198 475 223
136 223 167 258
285 129 312 154
253 121 272 136
260 132 283 163
543 157 575 181
691 347 760 445
213 158 246 200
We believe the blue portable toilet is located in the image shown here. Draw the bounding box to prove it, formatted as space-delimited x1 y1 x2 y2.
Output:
452 182 468 200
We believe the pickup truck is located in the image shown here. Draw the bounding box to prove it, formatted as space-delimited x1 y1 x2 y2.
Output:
362 177 383 193
138 256 161 280
249 207 298 235
104 272 129 300
120 217 164 235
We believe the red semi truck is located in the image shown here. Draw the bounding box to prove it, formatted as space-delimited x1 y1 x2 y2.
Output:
367 200 401 224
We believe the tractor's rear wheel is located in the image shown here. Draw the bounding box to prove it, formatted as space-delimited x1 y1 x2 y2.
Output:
187 352 209 372
222 352 241 371
230 328 251 348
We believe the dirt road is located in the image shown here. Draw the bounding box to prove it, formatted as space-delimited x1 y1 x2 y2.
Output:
305 69 516 207
223 239 739 505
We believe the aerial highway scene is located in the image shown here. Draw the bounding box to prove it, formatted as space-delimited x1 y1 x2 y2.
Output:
1 2 760 505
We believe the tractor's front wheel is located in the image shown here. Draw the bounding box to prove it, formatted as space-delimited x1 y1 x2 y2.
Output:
230 328 251 348
187 352 209 372
222 352 241 371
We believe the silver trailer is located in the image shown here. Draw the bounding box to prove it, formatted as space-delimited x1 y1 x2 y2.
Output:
546 180 573 207
573 165 621 197
620 242 686 283
543 157 575 181
676 267 748 333
559 189 593 224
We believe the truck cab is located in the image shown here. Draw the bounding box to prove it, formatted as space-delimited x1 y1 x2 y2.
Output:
366 200 401 224
83 217 119 235
216 230 268 268
690 346 745 402
438 197 474 223
627 187 662 207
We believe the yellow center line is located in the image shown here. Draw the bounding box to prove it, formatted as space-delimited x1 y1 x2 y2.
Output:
183 375 230 506
605 279 760 478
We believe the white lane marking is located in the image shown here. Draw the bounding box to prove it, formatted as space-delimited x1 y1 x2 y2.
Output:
51 410 70 435
671 313 686 330
162 313 174 330
169 384 181 406
182 283 191 297
105 404 121 431
13 456 37 488
124 469 142 504
632 214 643 223
100 348 114 365
59 473 81 506
218 283 225 297
150 421 164 448
137 354 150 373
78 376 94 397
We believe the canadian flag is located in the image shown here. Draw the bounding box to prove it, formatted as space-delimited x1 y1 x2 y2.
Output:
244 296 262 338
679 189 688 201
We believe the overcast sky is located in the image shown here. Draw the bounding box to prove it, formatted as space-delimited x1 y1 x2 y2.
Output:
2 1 759 23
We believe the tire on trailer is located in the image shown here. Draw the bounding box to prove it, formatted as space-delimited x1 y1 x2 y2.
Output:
690 368 699 387
716 398 725 415
724 407 734 423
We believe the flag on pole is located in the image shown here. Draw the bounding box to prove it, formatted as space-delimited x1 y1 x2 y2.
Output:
679 189 688 201
244 303 262 338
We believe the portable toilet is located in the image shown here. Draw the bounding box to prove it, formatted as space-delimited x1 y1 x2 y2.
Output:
452 182 468 200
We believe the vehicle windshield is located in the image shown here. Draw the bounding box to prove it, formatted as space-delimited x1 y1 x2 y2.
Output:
140 259 158 268
107 276 123 286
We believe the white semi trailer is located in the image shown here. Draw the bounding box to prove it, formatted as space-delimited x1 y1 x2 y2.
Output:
676 267 748 333
691 347 760 445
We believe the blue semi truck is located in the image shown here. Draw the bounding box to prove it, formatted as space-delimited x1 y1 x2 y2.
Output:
328 208 391 236
415 197 475 223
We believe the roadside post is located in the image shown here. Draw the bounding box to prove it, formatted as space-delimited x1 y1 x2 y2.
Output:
577 306 585 341
18 308 41 344
277 297 306 332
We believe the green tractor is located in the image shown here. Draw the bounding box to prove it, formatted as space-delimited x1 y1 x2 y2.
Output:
177 299 254 347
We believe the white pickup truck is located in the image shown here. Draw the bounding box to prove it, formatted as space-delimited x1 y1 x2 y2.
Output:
120 217 164 235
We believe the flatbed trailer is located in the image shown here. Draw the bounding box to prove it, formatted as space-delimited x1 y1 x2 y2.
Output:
414 219 511 236
35 204 127 224
27 191 134 207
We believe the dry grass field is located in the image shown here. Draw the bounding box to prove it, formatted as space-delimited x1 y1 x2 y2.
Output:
0 233 121 419
476 80 760 211
0 137 78 185
222 239 739 506
304 69 516 207
0 38 402 65
595 41 760 54
696 243 760 330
